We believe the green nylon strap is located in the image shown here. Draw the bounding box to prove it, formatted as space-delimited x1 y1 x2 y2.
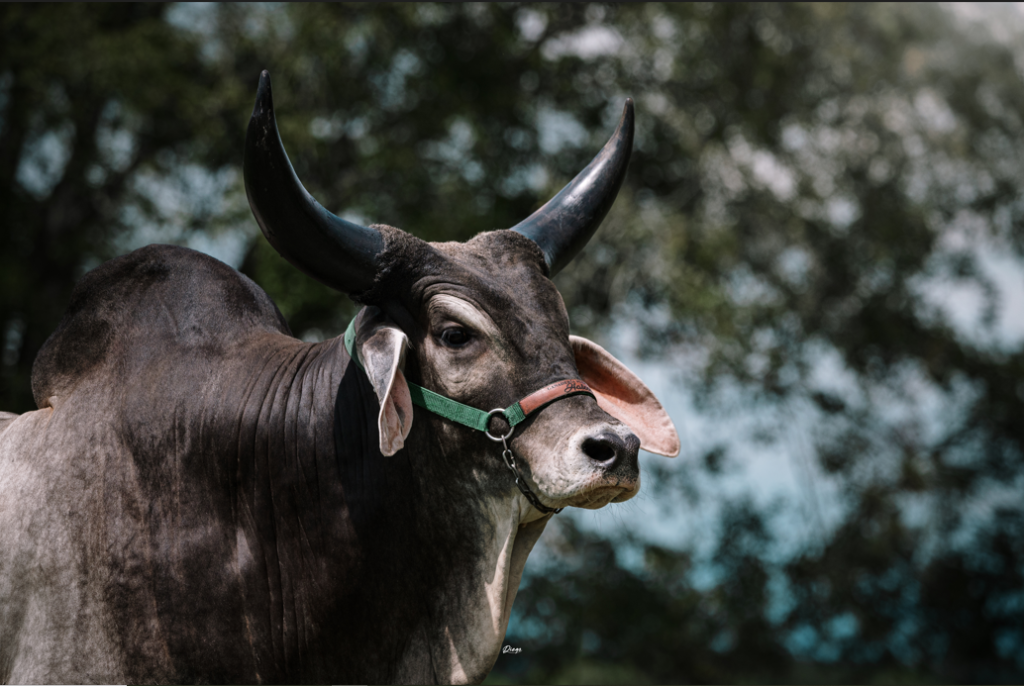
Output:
504 402 527 426
343 317 589 433
343 316 357 363
406 384 491 432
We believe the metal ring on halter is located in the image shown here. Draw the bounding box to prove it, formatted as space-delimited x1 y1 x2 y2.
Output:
485 408 514 442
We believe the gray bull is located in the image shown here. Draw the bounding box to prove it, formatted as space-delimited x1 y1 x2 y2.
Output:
0 72 678 685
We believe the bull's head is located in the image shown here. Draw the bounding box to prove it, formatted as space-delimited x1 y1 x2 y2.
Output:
244 71 678 514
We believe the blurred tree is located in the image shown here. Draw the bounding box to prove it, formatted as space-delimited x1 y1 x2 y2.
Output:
497 506 790 685
0 3 251 411
2 3 1023 684
490 3 1024 682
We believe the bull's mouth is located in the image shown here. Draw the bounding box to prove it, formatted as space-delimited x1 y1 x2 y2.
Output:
561 472 640 510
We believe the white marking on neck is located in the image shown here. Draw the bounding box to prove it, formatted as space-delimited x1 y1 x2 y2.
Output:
419 495 550 684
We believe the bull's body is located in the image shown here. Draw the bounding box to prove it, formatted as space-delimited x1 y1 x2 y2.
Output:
0 73 679 684
1 245 542 683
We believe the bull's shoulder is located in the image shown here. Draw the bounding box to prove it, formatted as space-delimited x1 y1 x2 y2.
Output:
31 244 291 408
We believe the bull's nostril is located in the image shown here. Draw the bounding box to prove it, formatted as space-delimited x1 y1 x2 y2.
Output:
582 434 620 465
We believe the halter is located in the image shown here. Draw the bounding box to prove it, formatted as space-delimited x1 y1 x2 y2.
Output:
344 318 596 514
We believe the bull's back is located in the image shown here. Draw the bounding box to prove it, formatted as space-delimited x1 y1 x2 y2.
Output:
31 244 291 409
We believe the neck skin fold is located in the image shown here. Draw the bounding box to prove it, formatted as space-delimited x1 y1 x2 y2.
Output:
244 334 551 684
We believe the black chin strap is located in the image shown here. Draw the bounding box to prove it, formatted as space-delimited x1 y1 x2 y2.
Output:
496 434 564 515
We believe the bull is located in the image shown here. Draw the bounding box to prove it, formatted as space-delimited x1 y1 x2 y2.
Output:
0 71 679 684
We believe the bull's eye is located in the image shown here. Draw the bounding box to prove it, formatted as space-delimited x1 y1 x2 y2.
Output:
440 327 472 348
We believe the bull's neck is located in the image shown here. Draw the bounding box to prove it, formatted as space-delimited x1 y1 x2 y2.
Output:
393 489 550 684
233 332 548 684
332 357 552 684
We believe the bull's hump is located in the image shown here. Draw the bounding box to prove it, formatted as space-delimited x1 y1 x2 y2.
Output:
31 244 291 408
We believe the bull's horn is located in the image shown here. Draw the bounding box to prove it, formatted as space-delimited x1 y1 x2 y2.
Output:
511 99 634 276
244 70 383 294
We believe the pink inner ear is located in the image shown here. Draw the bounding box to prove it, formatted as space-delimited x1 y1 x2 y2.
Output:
379 368 414 457
571 336 680 457
357 315 415 457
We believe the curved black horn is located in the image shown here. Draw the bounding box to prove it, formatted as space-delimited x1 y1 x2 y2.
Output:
244 71 383 294
511 99 634 276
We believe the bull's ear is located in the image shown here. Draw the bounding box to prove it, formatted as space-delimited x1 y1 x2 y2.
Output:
356 312 414 456
570 335 680 457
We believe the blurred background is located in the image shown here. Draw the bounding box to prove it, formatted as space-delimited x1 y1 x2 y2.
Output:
2 3 1023 683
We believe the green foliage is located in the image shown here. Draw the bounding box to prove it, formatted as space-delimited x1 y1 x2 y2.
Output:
3 3 1024 683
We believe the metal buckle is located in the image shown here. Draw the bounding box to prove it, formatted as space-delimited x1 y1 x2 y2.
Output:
485 408 514 442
